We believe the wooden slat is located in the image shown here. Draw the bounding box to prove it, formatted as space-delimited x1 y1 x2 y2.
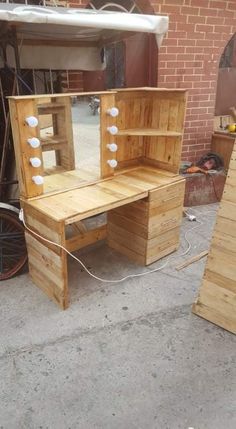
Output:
66 192 148 225
107 236 145 265
206 247 236 282
43 169 98 194
65 225 107 252
214 215 236 239
146 227 180 265
108 222 147 256
41 135 67 151
25 231 68 310
175 250 208 271
204 270 236 294
193 279 236 334
9 98 44 198
38 102 65 115
116 137 143 165
107 178 184 266
28 168 179 222
193 141 236 333
54 96 75 171
211 134 235 171
113 202 148 225
22 201 64 255
218 200 236 221
148 206 183 236
108 211 148 238
108 206 182 239
142 157 179 174
148 179 185 202
100 93 117 179
8 90 117 100
117 129 182 137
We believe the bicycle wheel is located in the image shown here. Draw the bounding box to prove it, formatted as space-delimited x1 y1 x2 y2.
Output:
0 209 28 280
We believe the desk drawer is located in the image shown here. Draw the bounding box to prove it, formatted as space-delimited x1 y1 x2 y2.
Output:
108 205 183 239
148 206 183 238
148 180 185 212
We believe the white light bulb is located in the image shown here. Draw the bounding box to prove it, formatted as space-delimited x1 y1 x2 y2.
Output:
107 107 119 117
30 157 42 168
25 116 38 127
107 143 118 153
107 125 118 135
32 175 44 185
107 159 118 168
28 137 40 148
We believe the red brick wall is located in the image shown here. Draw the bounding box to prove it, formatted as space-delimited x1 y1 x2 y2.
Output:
152 0 236 162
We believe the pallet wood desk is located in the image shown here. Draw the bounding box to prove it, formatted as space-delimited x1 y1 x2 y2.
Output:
9 88 187 309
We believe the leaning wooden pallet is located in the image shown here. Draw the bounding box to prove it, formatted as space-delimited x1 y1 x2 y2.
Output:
9 88 187 309
192 141 236 334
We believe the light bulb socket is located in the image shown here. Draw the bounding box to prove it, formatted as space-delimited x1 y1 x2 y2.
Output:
30 157 42 168
32 175 44 186
107 125 118 135
107 143 118 153
25 116 38 128
107 107 119 117
28 137 40 148
107 159 118 168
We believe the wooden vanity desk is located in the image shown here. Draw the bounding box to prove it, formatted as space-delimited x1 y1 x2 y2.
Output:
9 88 187 309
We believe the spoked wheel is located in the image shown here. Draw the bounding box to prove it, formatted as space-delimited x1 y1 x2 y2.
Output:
0 208 28 280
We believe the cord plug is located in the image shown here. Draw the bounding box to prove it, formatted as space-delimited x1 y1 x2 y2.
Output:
186 213 196 222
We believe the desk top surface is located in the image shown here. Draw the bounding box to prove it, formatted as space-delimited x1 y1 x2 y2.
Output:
24 167 184 224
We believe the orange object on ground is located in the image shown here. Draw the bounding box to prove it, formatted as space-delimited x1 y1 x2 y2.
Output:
185 166 208 174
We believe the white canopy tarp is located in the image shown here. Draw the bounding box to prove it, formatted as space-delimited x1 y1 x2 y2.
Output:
0 3 168 70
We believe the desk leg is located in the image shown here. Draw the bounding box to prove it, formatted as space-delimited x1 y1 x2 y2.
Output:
23 205 69 309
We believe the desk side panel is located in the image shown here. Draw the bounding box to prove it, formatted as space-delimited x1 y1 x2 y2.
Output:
9 98 44 198
23 202 68 309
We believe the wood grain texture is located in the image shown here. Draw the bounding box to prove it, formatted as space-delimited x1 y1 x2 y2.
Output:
193 141 236 334
27 167 179 223
9 98 44 198
114 89 187 172
10 89 187 309
107 178 184 265
100 93 117 178
211 133 235 171
25 230 68 310
66 225 107 252
175 250 208 271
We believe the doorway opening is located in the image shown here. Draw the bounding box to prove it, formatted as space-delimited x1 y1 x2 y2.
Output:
83 0 158 91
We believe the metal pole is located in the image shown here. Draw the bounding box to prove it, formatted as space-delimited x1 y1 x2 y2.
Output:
49 68 54 94
33 69 37 94
0 75 7 124
11 27 23 95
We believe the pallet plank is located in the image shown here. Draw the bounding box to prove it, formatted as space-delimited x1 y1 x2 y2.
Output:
193 141 236 333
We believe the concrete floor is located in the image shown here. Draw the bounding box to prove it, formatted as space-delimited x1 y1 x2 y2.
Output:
1 204 236 429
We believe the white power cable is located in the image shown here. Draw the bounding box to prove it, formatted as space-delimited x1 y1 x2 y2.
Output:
20 209 204 283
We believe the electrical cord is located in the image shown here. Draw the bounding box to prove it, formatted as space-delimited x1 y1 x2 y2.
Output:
19 208 204 283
